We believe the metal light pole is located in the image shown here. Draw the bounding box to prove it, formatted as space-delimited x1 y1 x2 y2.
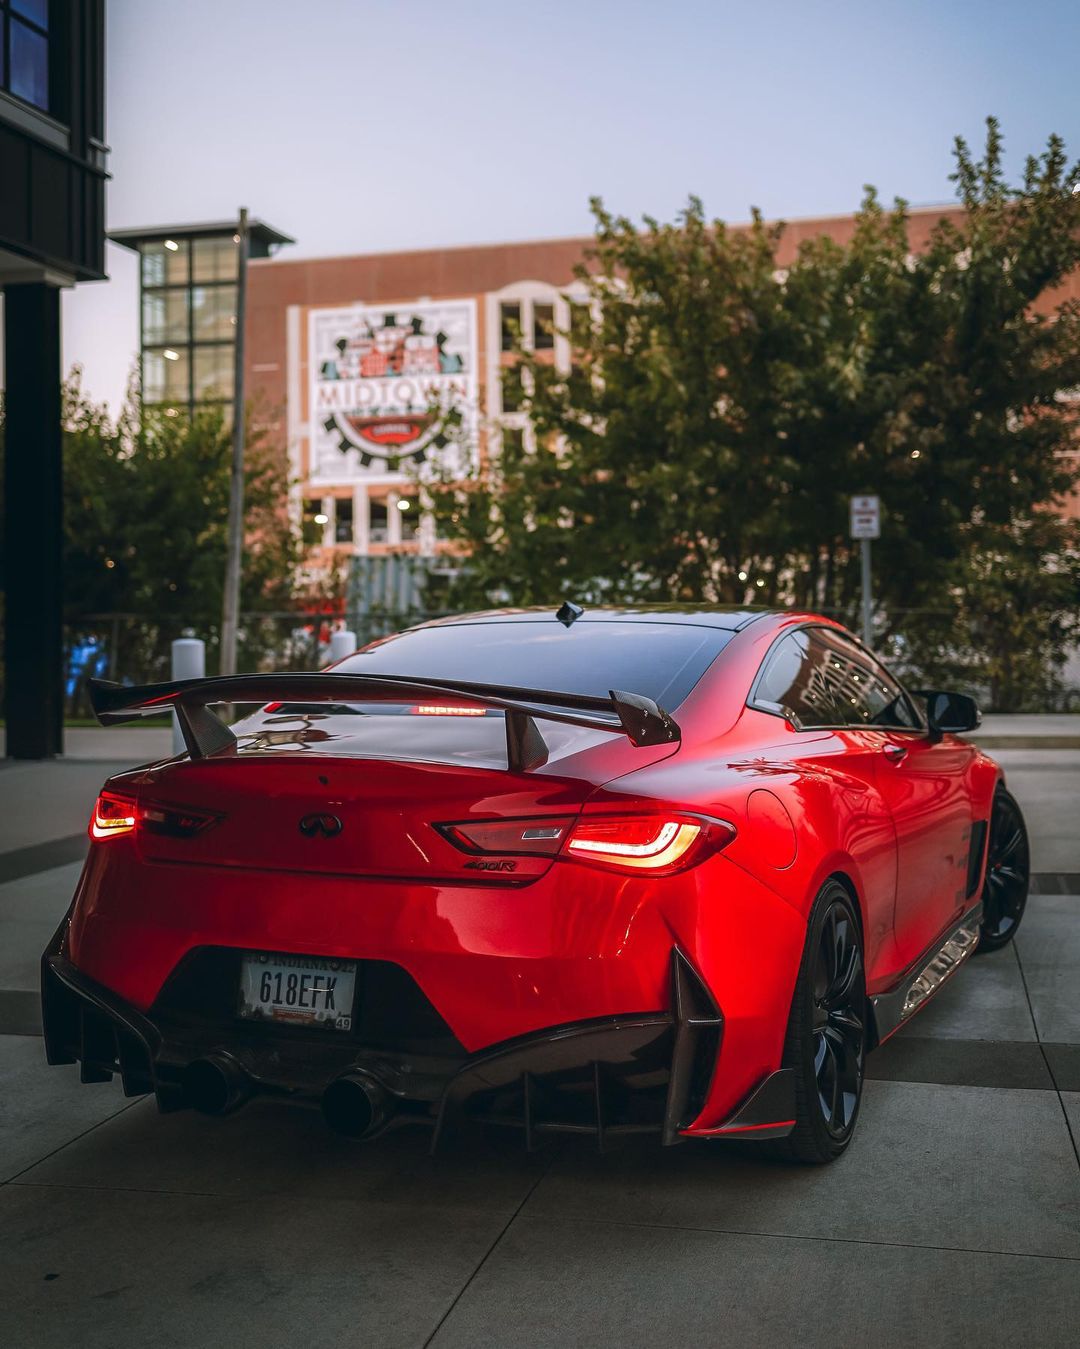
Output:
220 207 249 677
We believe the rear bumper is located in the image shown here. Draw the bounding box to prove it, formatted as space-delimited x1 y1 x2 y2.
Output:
42 934 795 1147
59 843 808 1131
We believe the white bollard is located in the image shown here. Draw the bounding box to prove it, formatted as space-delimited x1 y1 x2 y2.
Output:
171 637 205 756
329 629 357 664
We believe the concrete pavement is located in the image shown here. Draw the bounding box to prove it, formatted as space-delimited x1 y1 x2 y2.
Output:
0 740 1078 1346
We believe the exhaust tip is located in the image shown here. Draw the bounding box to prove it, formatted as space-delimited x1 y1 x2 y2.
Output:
182 1054 250 1116
322 1072 391 1140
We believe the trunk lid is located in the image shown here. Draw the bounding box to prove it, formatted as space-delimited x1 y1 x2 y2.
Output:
131 710 677 882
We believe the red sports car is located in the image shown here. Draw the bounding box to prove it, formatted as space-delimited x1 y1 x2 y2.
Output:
42 607 1030 1164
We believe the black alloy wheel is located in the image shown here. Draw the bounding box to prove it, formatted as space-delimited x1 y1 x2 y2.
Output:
774 880 867 1164
978 788 1030 953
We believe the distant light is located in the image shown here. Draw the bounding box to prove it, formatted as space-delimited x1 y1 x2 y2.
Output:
163 349 179 361
164 239 179 251
396 499 412 511
314 513 329 525
105 558 115 569
755 578 766 588
737 570 748 581
911 449 921 458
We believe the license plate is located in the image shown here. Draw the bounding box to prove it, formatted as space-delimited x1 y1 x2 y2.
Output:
238 953 356 1031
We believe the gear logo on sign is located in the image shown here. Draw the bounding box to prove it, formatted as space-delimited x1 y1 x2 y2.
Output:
309 301 477 476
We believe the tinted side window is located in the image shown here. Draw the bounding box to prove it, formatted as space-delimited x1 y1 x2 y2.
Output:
754 630 845 727
820 633 921 729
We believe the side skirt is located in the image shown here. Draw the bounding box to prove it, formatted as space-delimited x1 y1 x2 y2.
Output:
870 904 983 1047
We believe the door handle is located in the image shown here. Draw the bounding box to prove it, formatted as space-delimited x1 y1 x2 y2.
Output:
883 743 909 764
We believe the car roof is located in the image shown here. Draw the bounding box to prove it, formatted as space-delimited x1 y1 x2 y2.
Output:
410 605 775 634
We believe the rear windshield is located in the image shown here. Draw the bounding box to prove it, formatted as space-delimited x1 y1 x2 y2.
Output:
338 621 732 710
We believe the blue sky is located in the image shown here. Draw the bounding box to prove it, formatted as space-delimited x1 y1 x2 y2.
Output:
63 0 1080 412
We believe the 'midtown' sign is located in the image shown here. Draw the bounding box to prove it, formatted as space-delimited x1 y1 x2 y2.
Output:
308 299 477 480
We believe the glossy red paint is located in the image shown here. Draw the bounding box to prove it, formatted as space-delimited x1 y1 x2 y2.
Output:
52 608 1003 1138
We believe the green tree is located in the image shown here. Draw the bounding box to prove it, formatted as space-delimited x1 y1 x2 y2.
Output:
428 120 1080 706
1 374 306 690
62 373 300 629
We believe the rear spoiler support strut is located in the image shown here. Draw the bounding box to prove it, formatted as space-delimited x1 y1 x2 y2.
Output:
88 673 680 772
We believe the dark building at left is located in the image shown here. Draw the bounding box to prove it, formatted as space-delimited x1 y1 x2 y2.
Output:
1 0 107 757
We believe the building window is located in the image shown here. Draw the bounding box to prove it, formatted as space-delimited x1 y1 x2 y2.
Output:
500 302 521 352
302 499 326 548
397 497 419 542
192 236 239 284
334 497 354 544
135 233 243 417
369 497 389 544
143 289 190 346
2 0 49 112
502 427 525 457
144 348 190 405
142 240 190 288
192 285 236 341
533 303 555 351
194 345 234 401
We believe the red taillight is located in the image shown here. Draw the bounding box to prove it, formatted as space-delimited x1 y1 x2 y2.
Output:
564 814 735 874
141 801 221 838
89 792 220 842
90 791 137 841
436 811 735 873
438 816 576 856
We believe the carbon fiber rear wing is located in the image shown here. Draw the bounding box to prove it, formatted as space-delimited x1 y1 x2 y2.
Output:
87 673 680 772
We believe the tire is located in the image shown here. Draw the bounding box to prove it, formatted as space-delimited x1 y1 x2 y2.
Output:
771 879 867 1165
977 787 1030 953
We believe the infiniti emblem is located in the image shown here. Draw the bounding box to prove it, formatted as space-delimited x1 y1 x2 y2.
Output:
299 813 343 839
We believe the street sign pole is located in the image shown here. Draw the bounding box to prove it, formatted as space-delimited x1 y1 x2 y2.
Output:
849 495 880 649
860 537 872 648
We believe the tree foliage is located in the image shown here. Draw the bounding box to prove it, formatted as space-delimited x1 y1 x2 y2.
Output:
61 374 300 624
429 120 1080 709
2 375 306 685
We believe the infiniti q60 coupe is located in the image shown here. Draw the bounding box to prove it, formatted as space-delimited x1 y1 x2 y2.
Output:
42 606 1030 1164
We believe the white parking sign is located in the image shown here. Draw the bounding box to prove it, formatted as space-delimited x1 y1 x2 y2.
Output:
850 495 880 540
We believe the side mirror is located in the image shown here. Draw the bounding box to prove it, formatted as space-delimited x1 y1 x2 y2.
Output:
915 689 981 739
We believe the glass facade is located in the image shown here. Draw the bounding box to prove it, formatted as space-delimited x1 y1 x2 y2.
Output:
2 0 50 111
138 231 239 415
